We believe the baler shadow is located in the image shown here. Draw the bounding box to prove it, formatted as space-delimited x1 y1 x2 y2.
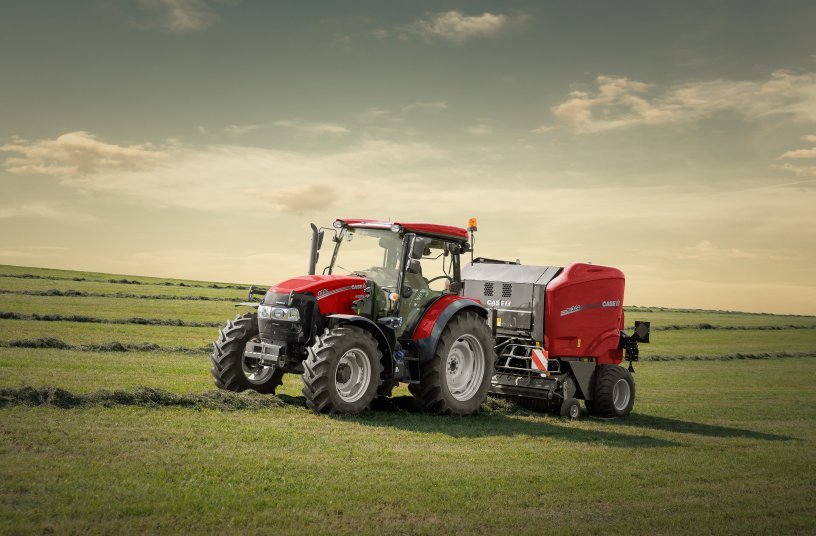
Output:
358 396 677 447
614 414 794 441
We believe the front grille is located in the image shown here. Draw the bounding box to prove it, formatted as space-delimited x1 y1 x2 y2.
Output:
484 282 494 296
502 283 512 298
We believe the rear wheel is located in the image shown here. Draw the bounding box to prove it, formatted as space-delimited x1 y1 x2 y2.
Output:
211 313 284 394
409 312 494 415
302 326 383 414
592 365 635 418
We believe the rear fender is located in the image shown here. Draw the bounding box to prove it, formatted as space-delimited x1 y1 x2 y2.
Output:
410 296 487 362
327 314 395 373
588 328 624 365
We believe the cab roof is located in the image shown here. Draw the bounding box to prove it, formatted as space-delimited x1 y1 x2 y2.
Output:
335 218 469 242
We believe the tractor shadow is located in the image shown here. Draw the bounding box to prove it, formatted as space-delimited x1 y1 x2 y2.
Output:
612 413 794 442
279 394 677 448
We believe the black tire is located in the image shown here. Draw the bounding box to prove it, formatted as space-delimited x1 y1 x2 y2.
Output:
408 311 494 416
301 326 383 414
211 313 284 394
592 365 635 418
560 397 580 419
584 399 596 416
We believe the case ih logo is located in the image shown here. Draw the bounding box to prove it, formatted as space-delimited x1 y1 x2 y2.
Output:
317 284 365 300
560 300 621 316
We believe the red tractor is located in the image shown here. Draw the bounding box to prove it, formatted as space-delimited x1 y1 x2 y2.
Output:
211 218 648 417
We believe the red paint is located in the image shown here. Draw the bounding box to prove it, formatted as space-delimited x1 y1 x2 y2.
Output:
544 263 625 365
336 218 469 241
270 275 366 315
411 294 468 341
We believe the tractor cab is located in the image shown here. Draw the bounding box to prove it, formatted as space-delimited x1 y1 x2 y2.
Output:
311 219 471 335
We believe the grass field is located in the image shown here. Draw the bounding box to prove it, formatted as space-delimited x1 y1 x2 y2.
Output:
1 264 815 534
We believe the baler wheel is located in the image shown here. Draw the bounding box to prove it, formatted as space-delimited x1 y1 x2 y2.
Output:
301 326 383 415
560 397 580 419
211 312 285 394
408 312 494 415
592 365 636 418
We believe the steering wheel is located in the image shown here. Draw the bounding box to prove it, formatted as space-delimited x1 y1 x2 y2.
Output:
426 275 453 285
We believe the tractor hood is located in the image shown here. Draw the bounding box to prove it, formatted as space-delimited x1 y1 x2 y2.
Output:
270 275 366 295
269 275 367 315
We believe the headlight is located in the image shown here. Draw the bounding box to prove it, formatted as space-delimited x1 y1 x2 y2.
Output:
258 305 300 322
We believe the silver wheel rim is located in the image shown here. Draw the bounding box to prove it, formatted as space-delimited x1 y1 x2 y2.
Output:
570 404 580 418
242 355 276 384
335 348 372 403
612 378 631 411
445 334 485 402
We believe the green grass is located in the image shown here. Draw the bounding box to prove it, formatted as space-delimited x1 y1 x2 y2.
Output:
0 276 245 299
0 319 218 348
626 307 816 328
0 263 815 534
0 264 257 288
0 293 239 323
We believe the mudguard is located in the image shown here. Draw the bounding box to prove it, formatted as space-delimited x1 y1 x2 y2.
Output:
410 296 487 362
327 314 395 364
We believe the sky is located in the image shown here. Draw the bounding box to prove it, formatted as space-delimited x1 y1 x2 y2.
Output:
1 0 815 314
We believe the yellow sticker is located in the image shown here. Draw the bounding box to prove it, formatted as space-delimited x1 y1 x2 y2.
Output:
496 317 502 326
577 338 582 348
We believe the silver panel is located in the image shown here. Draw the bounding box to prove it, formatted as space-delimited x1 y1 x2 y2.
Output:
461 263 562 341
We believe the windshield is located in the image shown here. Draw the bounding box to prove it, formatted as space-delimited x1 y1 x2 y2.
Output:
326 228 403 289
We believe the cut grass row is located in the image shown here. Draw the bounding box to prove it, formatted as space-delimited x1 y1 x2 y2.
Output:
0 293 238 322
3 309 814 332
0 264 258 288
1 317 814 358
0 278 244 299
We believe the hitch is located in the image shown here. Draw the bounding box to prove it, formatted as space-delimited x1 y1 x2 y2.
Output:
619 321 650 373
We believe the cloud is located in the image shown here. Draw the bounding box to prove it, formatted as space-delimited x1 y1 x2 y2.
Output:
0 203 97 223
401 101 448 113
531 125 553 134
0 132 167 176
551 70 816 133
466 124 491 135
223 124 263 137
273 120 350 136
4 135 447 213
777 137 816 175
779 147 816 159
265 184 337 213
778 163 816 177
136 0 220 34
403 11 515 43
678 240 758 260
803 134 816 142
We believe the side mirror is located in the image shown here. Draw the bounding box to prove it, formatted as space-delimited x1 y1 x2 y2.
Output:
411 237 429 259
406 259 422 274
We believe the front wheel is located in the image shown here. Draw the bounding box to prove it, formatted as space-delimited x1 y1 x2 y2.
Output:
409 311 494 415
211 313 285 394
301 326 384 414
